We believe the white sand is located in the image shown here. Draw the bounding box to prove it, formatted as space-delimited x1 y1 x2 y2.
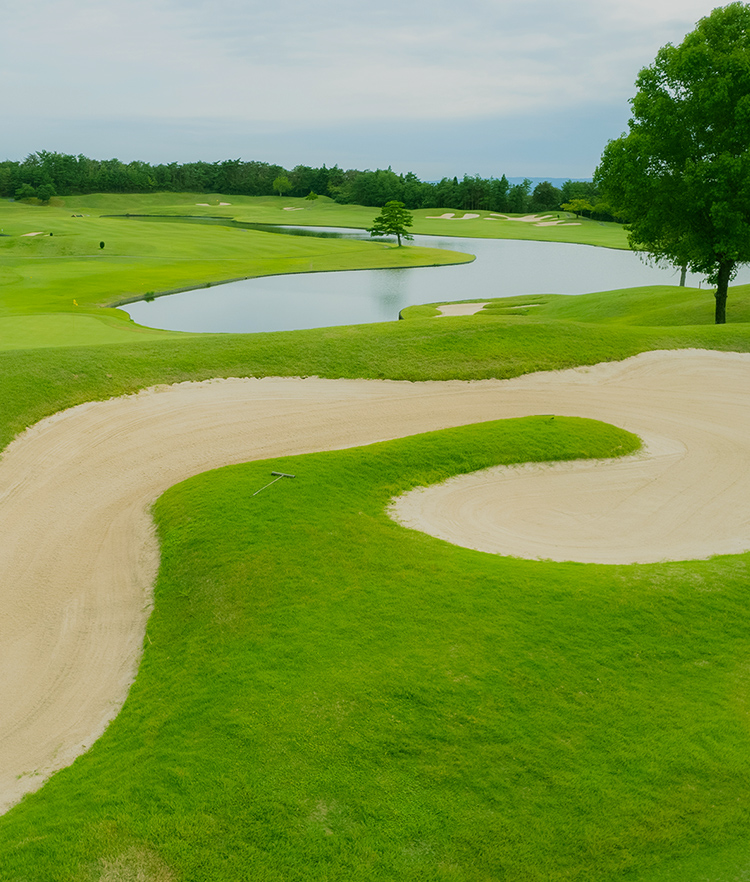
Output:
21 232 45 237
507 214 554 223
436 303 489 316
1 350 749 813
427 214 579 226
283 207 304 211
535 221 582 227
392 350 750 564
425 213 480 220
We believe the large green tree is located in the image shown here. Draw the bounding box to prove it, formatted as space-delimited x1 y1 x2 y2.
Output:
595 2 750 323
367 200 413 246
531 181 562 211
272 175 292 197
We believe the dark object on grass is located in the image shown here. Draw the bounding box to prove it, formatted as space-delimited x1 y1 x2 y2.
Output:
99 241 105 249
252 471 296 497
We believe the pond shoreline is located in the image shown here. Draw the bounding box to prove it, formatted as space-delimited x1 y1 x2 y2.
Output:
111 254 476 309
119 227 727 335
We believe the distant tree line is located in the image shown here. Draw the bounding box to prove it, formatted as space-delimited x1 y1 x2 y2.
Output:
0 151 616 218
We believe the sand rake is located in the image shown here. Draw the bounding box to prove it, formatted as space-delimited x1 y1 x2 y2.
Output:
252 471 296 497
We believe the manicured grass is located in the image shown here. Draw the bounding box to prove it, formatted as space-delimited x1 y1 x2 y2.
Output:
401 284 750 327
410 209 629 247
6 414 704 882
3 417 750 881
0 197 472 323
0 313 182 351
42 191 630 247
3 314 750 455
3 192 750 880
498 284 750 326
0 192 628 352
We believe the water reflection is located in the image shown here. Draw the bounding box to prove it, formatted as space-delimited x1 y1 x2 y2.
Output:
122 227 746 334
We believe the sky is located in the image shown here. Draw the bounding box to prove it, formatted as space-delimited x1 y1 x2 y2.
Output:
1 0 720 180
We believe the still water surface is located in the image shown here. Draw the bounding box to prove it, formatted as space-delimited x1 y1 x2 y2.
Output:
123 227 742 334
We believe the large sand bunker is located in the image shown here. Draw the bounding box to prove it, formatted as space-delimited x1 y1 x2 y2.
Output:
1 349 749 812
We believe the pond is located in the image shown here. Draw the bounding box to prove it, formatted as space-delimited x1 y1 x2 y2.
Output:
122 227 743 334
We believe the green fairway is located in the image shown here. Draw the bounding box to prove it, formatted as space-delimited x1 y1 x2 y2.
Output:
0 195 473 350
0 191 631 351
57 191 629 246
3 191 750 880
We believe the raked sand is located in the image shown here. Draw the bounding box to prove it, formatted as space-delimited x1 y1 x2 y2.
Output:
1 349 749 812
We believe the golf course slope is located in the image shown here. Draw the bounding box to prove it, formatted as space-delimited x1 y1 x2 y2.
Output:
1 348 749 813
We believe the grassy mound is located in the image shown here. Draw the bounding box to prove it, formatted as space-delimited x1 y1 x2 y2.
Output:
3 192 750 880
402 285 750 327
4 418 750 881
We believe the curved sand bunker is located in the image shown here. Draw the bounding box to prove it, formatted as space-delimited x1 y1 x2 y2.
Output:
425 212 580 226
426 212 481 219
1 349 749 812
436 302 489 316
392 350 750 563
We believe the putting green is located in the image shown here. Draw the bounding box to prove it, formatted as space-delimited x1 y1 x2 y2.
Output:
0 314 181 350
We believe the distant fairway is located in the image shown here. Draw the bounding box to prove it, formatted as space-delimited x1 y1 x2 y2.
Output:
0 194 472 350
2 192 750 881
56 190 631 247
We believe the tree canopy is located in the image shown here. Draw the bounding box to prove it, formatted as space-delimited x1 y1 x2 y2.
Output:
272 175 292 197
561 198 594 219
531 181 562 211
0 151 609 218
367 201 414 246
595 2 750 323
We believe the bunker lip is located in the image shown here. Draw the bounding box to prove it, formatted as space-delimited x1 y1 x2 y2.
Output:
436 302 488 316
1 349 748 812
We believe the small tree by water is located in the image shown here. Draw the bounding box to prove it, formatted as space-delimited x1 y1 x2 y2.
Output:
367 201 414 246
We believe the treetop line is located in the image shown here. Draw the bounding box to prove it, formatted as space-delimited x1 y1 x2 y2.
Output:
0 152 606 217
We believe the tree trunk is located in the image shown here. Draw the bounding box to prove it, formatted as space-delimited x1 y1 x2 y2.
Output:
396 233 402 246
714 258 733 324
679 265 687 286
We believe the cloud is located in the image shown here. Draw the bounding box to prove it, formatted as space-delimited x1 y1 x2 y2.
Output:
0 0 719 168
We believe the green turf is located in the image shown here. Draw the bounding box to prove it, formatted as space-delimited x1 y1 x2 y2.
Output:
48 191 630 247
2 192 750 880
3 418 750 881
0 313 182 350
400 283 750 327
0 192 635 353
0 197 472 333
4 314 750 456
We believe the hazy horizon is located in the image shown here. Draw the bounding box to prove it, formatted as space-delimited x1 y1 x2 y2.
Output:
3 0 717 180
